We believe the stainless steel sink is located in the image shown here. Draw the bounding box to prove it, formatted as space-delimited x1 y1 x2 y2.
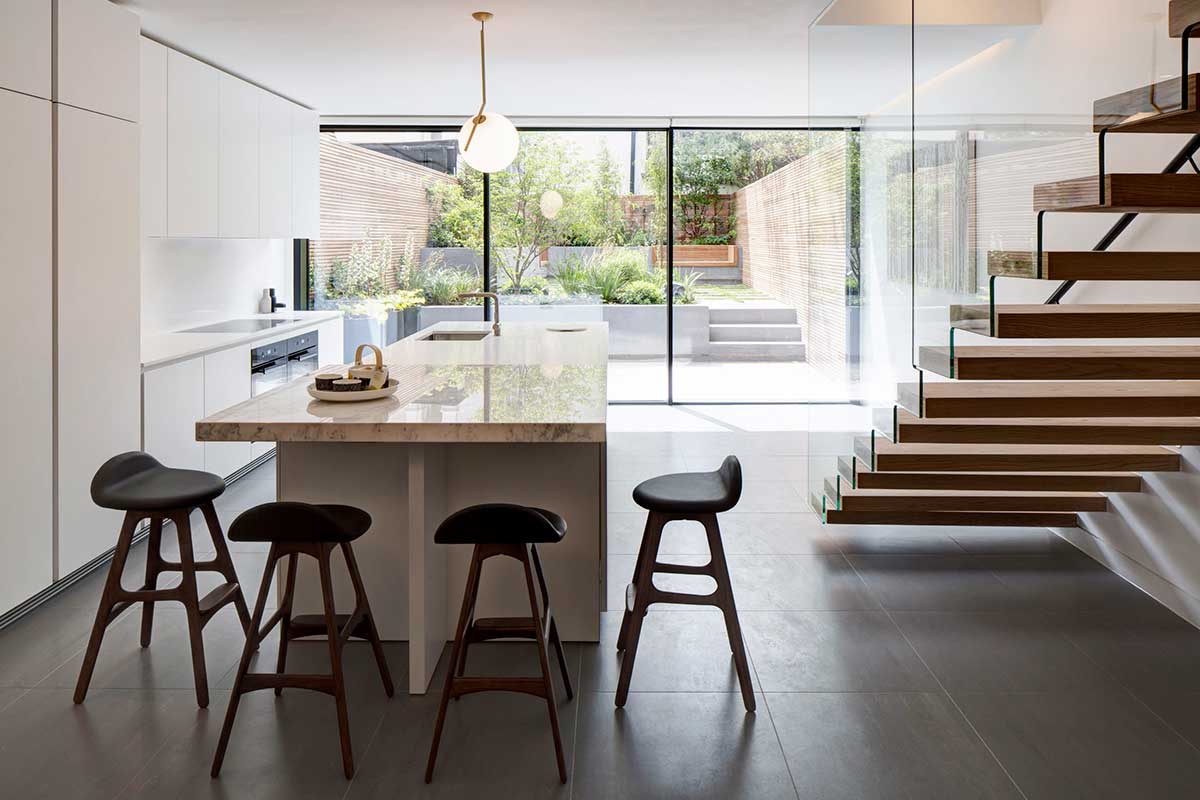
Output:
419 331 491 341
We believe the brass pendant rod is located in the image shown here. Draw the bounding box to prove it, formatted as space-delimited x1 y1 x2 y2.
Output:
464 13 490 152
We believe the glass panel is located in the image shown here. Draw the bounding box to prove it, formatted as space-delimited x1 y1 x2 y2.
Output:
487 129 668 403
669 129 852 403
306 130 485 360
806 1 916 514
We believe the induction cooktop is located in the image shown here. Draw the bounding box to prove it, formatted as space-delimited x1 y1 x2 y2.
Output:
180 318 303 334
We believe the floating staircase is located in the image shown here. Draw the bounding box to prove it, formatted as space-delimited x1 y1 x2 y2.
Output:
705 306 805 361
817 0 1200 528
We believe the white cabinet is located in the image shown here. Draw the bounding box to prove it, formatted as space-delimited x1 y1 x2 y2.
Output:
56 105 141 577
0 0 51 99
317 318 344 368
139 38 168 238
167 50 220 237
55 0 139 122
291 106 320 239
0 90 53 613
143 359 205 472
203 346 254 477
219 74 261 238
259 91 293 239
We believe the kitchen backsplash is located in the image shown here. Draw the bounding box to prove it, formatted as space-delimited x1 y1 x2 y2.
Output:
141 238 294 334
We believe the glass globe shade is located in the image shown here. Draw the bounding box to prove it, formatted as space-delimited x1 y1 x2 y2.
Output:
457 112 519 173
539 190 564 219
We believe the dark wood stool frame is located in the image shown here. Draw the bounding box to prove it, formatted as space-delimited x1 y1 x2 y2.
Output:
425 541 573 785
616 509 756 712
212 538 394 779
74 502 252 708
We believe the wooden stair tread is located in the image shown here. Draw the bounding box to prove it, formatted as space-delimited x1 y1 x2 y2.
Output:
859 437 1180 473
893 408 1200 445
1171 0 1200 37
1093 74 1198 132
825 509 1079 527
851 468 1142 492
913 380 1200 399
904 380 1200 418
951 303 1200 338
920 345 1200 380
988 251 1200 281
1033 174 1200 214
836 488 1108 513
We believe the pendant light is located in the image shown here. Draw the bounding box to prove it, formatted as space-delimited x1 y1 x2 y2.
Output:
457 11 519 173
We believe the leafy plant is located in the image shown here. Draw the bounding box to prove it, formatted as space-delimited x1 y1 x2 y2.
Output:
500 275 549 295
550 255 593 297
615 279 665 305
410 267 481 306
379 289 426 311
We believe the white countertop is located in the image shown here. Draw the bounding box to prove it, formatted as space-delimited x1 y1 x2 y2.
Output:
196 321 608 443
141 310 343 369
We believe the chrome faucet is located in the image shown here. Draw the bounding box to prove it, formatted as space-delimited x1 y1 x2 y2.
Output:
458 292 500 336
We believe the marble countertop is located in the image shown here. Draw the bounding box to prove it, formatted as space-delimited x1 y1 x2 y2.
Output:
141 310 343 369
196 321 608 443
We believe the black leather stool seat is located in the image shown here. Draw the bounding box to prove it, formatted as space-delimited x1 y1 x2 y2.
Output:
91 451 226 512
229 502 372 543
632 455 742 513
434 504 566 545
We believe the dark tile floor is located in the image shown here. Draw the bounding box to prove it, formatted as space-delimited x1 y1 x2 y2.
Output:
5 421 1200 798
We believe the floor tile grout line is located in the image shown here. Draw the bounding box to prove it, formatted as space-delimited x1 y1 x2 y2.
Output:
109 689 215 800
744 637 803 800
340 701 390 800
841 557 1032 800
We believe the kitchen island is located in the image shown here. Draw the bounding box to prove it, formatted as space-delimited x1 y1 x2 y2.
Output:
197 321 608 693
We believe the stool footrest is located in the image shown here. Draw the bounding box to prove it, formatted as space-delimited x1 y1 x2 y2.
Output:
288 613 372 641
239 672 336 695
449 676 548 699
197 582 242 618
468 616 537 641
652 561 714 577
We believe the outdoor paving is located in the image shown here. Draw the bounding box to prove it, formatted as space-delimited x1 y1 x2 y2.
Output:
2 405 1198 799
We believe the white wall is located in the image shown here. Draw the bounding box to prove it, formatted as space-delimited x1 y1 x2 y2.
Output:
141 238 293 333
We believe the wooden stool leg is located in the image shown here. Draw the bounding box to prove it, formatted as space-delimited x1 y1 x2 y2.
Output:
274 553 298 696
175 511 210 708
139 516 164 647
213 546 278 777
701 514 755 713
425 545 483 784
200 502 252 635
532 543 573 699
340 542 394 697
74 512 140 704
615 512 664 708
521 544 567 784
318 545 355 779
616 512 656 651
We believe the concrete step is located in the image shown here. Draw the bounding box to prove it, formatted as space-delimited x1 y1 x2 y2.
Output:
704 341 806 360
708 306 797 325
709 323 804 342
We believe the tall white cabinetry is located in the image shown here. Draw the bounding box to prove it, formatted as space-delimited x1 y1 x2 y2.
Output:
0 89 53 613
139 39 168 238
291 107 320 239
0 0 51 99
219 75 261 238
56 104 141 576
259 91 294 238
167 51 220 237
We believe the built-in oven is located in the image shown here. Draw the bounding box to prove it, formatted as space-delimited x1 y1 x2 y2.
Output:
250 340 290 397
286 332 319 381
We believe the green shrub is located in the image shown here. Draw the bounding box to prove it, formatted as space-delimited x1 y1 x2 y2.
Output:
500 275 549 296
587 260 635 303
551 255 593 296
597 248 647 281
410 267 481 306
615 279 665 305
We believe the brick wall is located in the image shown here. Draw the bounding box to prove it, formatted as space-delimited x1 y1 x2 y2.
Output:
735 140 849 377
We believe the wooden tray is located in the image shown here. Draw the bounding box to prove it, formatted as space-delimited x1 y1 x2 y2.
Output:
307 378 400 402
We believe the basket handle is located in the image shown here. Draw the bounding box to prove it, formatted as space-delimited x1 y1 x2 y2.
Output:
353 343 384 370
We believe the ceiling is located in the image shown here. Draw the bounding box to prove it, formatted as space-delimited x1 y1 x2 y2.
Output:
117 0 826 118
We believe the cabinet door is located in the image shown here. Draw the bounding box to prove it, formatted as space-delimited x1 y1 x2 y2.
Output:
139 38 167 238
167 50 220 237
203 346 253 478
291 105 320 239
219 74 261 238
0 90 53 612
55 0 139 122
258 91 293 238
0 0 50 99
143 359 205 472
56 105 140 577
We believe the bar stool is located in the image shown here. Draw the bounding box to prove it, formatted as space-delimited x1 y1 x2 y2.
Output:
425 504 574 785
75 452 251 708
616 455 755 712
212 501 394 780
